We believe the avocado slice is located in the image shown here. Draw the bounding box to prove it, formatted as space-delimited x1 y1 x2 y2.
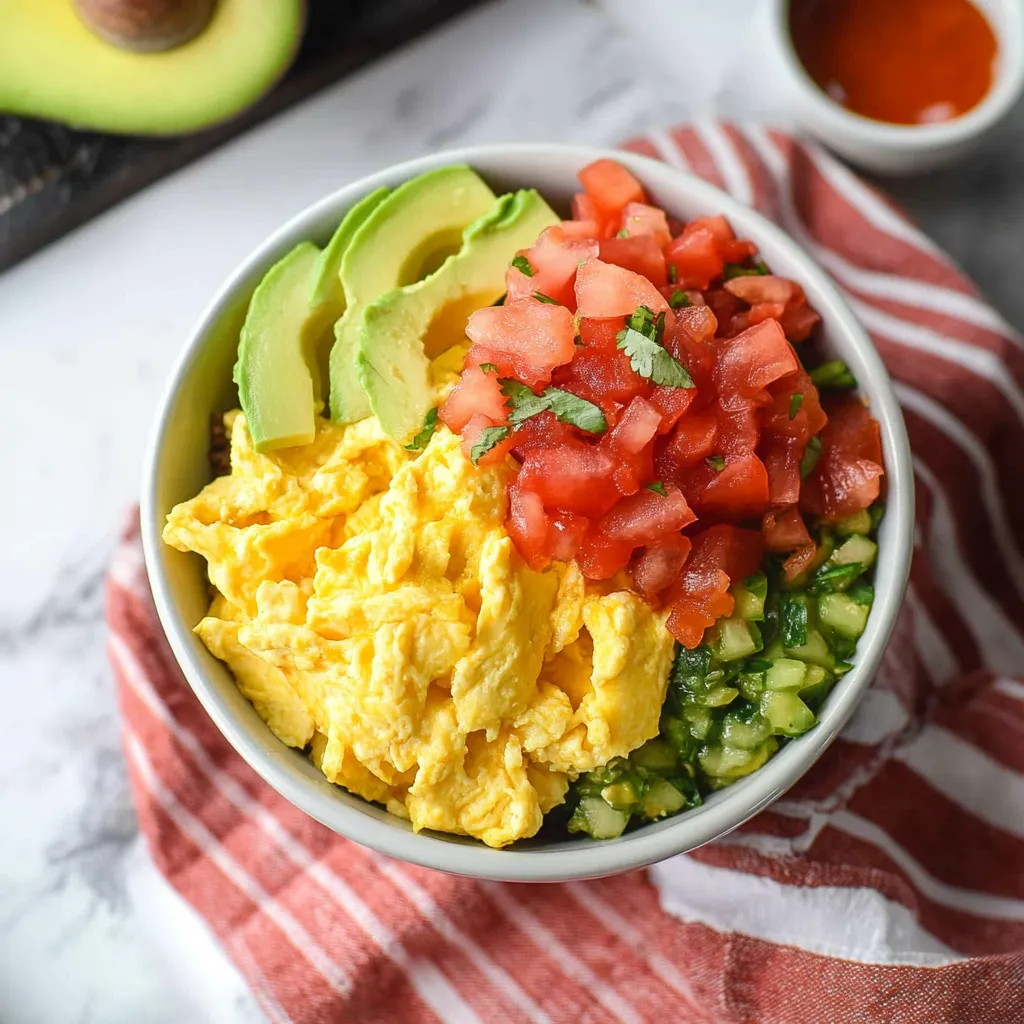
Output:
309 187 391 315
329 166 498 425
234 242 327 454
356 189 560 443
0 0 303 134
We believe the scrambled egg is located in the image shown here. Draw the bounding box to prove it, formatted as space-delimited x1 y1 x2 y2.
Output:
164 370 676 847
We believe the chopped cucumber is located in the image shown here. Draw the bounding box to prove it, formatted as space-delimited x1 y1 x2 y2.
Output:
869 502 886 530
784 628 835 669
766 658 808 691
848 581 875 607
601 780 643 811
711 618 763 662
720 709 773 750
682 705 714 741
835 508 872 536
818 593 870 639
630 738 678 774
701 738 778 780
568 796 630 839
640 777 687 820
833 535 877 569
761 690 816 736
808 562 863 593
738 669 766 701
778 592 809 648
798 664 833 707
733 573 768 621
700 685 740 707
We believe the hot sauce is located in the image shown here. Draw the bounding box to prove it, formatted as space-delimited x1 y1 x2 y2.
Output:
789 0 998 125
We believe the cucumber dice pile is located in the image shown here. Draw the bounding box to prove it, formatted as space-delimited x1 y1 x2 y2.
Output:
566 502 883 840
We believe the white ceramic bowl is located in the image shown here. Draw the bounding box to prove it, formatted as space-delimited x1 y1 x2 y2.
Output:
141 144 913 882
767 0 1024 175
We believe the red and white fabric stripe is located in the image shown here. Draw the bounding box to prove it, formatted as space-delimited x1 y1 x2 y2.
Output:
107 125 1024 1023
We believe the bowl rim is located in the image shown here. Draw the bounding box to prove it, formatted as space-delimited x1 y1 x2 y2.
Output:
141 143 914 882
767 0 1024 148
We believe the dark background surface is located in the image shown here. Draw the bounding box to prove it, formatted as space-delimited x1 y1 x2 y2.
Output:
0 0 485 275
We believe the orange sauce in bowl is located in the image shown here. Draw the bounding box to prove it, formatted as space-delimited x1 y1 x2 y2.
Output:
789 0 998 125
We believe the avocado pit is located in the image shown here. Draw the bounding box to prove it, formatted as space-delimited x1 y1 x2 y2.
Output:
73 0 216 53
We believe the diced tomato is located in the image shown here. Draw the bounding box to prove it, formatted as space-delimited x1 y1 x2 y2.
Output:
762 366 827 444
610 441 655 497
779 302 821 342
598 235 667 287
783 545 818 580
518 445 620 517
552 347 652 410
801 397 884 521
690 215 757 263
619 202 672 247
714 319 800 399
650 385 696 434
577 317 622 350
465 300 576 387
670 304 718 345
558 219 600 241
439 364 507 432
608 396 662 454
665 411 718 466
576 534 634 580
509 410 584 457
745 302 788 327
571 192 615 238
572 192 599 222
703 288 744 334
460 413 514 468
629 534 692 604
549 510 590 562
762 505 813 552
578 159 646 215
714 397 763 457
506 481 552 571
575 259 669 318
682 451 770 520
761 434 802 507
664 225 723 290
696 523 765 581
507 224 600 308
724 274 803 307
598 485 695 547
659 285 706 307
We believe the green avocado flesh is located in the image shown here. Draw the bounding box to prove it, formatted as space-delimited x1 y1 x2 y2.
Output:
328 165 499 424
0 1 304 135
234 242 327 454
356 188 559 443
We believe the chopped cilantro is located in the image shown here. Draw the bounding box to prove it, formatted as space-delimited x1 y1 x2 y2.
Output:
616 307 693 389
404 408 438 451
533 291 560 304
479 362 499 374
723 260 769 280
574 333 584 347
706 455 726 472
669 289 691 309
789 392 804 420
646 481 668 496
616 228 630 238
511 254 534 277
810 360 857 390
470 425 512 465
626 304 660 337
800 435 822 478
668 263 677 284
500 379 607 434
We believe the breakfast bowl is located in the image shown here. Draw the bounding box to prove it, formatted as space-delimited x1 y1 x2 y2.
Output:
141 144 913 882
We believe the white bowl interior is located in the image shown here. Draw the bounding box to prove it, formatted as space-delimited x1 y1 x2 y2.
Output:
142 145 914 881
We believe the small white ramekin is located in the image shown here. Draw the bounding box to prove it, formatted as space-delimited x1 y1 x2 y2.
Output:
141 144 914 882
767 0 1024 175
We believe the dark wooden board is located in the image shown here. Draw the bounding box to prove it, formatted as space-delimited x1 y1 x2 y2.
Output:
0 0 486 274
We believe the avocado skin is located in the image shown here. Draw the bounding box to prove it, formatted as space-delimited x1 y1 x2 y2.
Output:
234 242 323 454
328 166 498 425
356 189 560 444
0 0 304 134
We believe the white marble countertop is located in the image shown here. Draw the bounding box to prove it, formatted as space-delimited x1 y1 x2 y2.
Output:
1 1 1021 1021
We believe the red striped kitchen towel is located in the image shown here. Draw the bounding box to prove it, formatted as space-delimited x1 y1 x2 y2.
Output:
107 125 1024 1024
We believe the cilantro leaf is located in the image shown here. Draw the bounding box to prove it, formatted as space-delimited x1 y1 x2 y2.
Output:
800 435 822 478
470 425 512 465
479 362 499 374
616 326 694 388
668 264 677 284
646 481 668 496
706 455 725 472
404 408 438 451
789 392 804 419
723 260 769 280
669 289 691 309
511 254 534 277
500 379 607 434
810 360 857 390
533 291 560 304
616 228 630 238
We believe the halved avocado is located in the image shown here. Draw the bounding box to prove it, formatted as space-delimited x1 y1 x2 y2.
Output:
356 189 559 443
0 0 304 134
328 165 498 424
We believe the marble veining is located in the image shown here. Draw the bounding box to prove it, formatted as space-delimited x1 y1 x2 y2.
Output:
0 0 1020 1020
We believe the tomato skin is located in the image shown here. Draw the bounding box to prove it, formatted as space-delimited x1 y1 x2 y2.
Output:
690 215 757 263
466 300 576 387
576 534 634 580
650 385 696 434
507 225 600 309
665 411 718 466
762 366 827 443
608 395 662 454
620 202 672 247
506 481 552 571
575 259 670 318
460 413 514 467
552 347 652 410
761 434 802 507
801 397 884 521
578 158 646 215
518 445 620 517
779 302 820 342
598 485 695 547
598 235 668 287
509 410 584 458
665 225 723 290
682 451 770 521
762 505 813 552
440 364 507 432
724 274 803 307
714 318 800 399
629 533 693 604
